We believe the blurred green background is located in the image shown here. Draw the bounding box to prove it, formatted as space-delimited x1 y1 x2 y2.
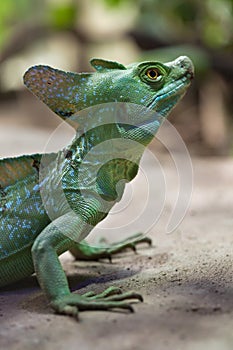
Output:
0 0 232 156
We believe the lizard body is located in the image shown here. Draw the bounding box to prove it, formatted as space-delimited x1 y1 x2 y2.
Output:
0 56 194 318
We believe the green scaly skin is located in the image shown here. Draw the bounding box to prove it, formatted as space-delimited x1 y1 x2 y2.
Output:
0 56 194 319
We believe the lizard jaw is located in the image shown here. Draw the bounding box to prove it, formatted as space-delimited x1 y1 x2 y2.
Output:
147 75 192 115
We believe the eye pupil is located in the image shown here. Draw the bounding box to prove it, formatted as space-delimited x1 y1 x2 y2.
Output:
149 69 158 78
146 69 159 80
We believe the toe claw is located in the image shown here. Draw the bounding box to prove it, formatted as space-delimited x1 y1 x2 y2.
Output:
147 238 152 246
138 294 143 302
131 245 137 252
128 305 134 313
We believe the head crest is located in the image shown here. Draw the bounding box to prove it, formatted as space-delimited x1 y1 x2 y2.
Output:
23 65 91 119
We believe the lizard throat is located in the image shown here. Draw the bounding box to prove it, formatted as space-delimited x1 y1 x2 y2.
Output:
147 76 191 115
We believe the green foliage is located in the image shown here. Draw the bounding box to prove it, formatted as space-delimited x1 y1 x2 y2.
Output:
0 0 78 50
47 3 77 30
202 0 233 47
102 0 133 7
1 0 232 51
102 0 233 48
0 0 35 47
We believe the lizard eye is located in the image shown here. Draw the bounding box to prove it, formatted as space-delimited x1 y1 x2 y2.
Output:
146 68 160 80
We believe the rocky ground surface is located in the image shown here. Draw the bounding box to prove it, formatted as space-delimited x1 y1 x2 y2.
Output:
0 121 233 350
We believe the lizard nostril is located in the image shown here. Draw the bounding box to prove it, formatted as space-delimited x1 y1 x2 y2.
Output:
178 56 194 79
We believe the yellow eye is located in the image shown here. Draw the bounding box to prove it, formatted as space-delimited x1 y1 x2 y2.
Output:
146 68 160 80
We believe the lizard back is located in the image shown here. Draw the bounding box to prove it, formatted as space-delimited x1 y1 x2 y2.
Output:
0 154 50 261
0 154 41 188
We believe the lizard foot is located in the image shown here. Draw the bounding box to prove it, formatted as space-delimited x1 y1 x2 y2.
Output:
51 286 143 319
70 233 152 261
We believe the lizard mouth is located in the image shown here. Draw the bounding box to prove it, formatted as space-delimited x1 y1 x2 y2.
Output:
147 74 193 112
119 73 193 132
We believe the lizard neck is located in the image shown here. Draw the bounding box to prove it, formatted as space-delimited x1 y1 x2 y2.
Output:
63 123 146 202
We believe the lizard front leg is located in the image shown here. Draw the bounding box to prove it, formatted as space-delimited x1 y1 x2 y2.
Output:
32 213 142 319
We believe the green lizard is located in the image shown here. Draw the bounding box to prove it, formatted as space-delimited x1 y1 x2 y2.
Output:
0 56 194 318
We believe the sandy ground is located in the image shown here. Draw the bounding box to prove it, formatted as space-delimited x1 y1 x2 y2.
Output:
0 122 233 350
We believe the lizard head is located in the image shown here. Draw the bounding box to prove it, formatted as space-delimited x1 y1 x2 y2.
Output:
135 55 194 116
23 56 193 123
90 55 194 118
87 56 194 145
